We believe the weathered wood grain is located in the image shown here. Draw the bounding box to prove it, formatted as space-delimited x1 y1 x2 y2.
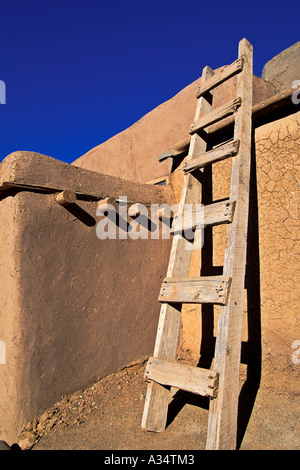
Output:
171 200 236 234
145 357 219 398
196 57 244 98
54 190 76 206
141 65 215 433
206 38 253 451
190 98 242 134
183 140 240 173
157 86 296 163
158 275 231 305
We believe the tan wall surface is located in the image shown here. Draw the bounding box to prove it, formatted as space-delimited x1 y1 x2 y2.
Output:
174 111 300 395
73 64 297 396
0 155 172 444
73 74 275 183
0 195 22 444
74 99 299 396
255 113 299 392
0 72 298 445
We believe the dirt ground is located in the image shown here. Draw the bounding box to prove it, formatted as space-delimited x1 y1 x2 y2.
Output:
16 360 299 451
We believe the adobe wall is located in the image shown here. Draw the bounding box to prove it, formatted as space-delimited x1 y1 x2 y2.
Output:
262 41 300 92
0 152 172 444
255 113 299 392
72 74 276 183
73 70 300 395
174 111 300 395
0 195 20 444
0 52 299 445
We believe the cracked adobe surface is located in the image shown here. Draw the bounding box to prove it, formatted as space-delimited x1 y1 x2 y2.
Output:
177 111 300 394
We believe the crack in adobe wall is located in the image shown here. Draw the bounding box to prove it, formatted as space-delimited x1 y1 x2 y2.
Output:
255 113 299 393
175 111 300 394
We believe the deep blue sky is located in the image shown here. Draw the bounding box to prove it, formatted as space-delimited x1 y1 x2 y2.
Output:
0 0 299 164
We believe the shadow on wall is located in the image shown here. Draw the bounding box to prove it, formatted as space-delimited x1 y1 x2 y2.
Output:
164 131 262 449
237 133 262 448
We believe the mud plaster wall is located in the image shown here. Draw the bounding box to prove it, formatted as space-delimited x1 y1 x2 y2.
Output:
0 73 298 445
171 111 300 395
253 113 299 393
74 70 298 394
0 187 171 444
0 195 21 443
73 74 276 183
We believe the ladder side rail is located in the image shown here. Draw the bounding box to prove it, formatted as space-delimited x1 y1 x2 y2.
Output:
141 66 214 433
206 38 253 450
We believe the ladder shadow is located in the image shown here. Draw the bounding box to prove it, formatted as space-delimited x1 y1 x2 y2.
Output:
236 134 262 449
166 389 210 428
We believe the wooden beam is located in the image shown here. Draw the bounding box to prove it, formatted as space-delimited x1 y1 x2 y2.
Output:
184 140 240 173
145 357 219 398
190 98 242 134
206 86 297 135
171 200 236 234
54 190 76 206
196 57 244 98
157 86 297 163
97 196 115 206
97 197 119 214
128 203 144 218
158 275 231 305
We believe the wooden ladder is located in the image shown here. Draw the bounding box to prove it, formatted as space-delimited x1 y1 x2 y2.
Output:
141 38 253 450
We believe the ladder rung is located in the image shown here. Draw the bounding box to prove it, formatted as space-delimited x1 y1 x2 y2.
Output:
145 357 219 398
171 199 236 234
158 275 231 305
190 98 242 135
184 140 240 173
196 57 244 98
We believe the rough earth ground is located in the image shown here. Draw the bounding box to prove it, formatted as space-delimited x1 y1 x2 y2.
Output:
15 360 299 451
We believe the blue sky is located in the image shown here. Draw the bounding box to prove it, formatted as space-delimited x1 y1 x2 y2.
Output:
0 0 299 164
